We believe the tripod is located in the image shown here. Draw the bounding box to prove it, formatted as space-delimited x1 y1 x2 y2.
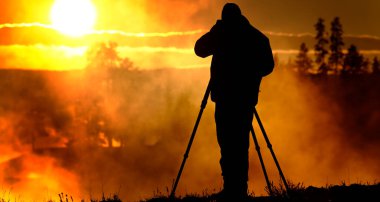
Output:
170 79 290 198
250 109 290 196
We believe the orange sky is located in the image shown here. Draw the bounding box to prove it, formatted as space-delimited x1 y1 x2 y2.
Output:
2 0 380 34
0 0 380 70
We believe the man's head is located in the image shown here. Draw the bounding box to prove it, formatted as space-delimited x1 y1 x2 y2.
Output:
222 3 242 22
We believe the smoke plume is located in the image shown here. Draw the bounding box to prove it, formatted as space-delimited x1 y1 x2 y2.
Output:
0 64 379 201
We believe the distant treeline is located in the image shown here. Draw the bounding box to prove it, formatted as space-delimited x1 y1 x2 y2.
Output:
293 17 380 75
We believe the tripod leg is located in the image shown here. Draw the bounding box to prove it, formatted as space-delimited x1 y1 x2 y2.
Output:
254 108 290 195
170 80 212 198
250 125 273 196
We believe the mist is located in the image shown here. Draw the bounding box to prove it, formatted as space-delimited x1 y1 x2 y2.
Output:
0 65 379 201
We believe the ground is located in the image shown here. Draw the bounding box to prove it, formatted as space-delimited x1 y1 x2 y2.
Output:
143 183 380 202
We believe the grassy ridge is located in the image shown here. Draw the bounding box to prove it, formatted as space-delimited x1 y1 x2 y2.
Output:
1 183 378 202
143 183 380 202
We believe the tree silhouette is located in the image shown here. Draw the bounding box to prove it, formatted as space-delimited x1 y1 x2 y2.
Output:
295 43 313 73
362 58 371 74
343 45 363 74
82 42 134 147
86 41 134 71
317 63 330 75
329 17 345 74
314 18 329 73
372 57 380 74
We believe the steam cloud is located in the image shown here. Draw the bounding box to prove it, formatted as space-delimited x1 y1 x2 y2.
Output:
0 23 205 38
1 66 379 201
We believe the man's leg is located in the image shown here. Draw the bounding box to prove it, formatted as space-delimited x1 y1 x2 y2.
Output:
215 102 253 198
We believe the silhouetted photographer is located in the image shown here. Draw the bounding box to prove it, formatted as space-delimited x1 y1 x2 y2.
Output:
195 3 274 201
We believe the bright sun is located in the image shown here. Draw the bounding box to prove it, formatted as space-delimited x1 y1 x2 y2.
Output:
50 0 96 37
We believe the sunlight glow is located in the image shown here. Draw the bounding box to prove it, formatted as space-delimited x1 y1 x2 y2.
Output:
50 0 96 37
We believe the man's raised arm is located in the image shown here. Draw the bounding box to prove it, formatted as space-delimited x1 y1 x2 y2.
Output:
194 21 222 58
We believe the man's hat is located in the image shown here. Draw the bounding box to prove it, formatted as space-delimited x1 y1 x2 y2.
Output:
222 3 242 21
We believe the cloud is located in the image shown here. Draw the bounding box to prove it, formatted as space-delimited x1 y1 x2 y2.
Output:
264 31 314 38
2 23 380 53
0 22 53 29
1 43 380 71
0 44 211 70
0 45 86 70
345 34 380 40
91 29 204 38
0 23 204 37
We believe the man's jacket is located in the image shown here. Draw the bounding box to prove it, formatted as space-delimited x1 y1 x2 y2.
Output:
194 16 274 105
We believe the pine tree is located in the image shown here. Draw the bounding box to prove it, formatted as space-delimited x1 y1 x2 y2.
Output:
318 63 329 75
314 18 329 73
372 57 380 74
343 45 363 74
295 43 313 73
329 17 345 74
362 58 370 74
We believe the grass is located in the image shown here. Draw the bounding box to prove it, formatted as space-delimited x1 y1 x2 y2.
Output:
0 192 122 202
142 181 380 202
0 182 379 202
